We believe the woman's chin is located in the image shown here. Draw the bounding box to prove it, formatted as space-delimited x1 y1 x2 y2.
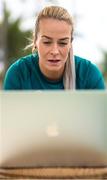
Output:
46 63 64 72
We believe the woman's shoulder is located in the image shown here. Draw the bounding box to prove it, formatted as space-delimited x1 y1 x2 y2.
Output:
14 53 38 67
6 53 38 74
75 55 101 77
3 53 39 89
74 55 105 89
75 55 91 68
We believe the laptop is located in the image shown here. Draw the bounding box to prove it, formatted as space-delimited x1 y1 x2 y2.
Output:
0 90 107 168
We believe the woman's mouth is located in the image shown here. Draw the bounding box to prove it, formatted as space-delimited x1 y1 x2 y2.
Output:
48 59 61 65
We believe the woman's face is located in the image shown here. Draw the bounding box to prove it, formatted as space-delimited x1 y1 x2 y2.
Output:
35 18 72 80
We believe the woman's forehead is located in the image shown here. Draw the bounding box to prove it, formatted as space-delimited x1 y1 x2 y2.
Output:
38 18 72 37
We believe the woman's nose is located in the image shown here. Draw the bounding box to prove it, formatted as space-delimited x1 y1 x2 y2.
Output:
50 43 59 55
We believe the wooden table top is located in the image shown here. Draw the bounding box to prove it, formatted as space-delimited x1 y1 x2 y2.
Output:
0 167 107 179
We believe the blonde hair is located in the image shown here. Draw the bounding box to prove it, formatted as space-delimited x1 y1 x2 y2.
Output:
31 6 76 89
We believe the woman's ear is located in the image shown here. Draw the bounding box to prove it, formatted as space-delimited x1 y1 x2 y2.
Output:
35 38 39 50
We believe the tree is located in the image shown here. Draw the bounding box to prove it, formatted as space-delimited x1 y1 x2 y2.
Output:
3 5 31 70
7 17 31 67
101 50 107 83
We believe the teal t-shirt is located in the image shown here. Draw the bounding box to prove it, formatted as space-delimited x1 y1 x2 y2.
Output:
3 53 105 90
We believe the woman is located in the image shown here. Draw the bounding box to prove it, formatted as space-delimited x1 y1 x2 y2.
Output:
3 6 105 90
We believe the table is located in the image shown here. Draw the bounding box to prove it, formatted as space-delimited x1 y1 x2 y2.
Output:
0 167 107 179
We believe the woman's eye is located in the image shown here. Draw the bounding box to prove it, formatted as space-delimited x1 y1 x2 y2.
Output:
43 42 51 45
59 42 68 46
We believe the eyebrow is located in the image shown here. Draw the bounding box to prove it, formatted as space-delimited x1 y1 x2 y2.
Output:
41 35 70 41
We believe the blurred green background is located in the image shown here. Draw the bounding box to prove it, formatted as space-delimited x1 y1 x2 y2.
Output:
0 0 107 89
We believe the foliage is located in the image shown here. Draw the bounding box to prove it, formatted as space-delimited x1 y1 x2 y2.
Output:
3 7 32 69
7 18 31 67
101 50 107 81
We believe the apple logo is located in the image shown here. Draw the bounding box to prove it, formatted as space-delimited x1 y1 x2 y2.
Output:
46 122 59 137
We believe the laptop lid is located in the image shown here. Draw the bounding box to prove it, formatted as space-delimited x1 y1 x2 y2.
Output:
0 91 107 167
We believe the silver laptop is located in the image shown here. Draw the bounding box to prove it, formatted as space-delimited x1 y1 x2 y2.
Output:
0 91 107 168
